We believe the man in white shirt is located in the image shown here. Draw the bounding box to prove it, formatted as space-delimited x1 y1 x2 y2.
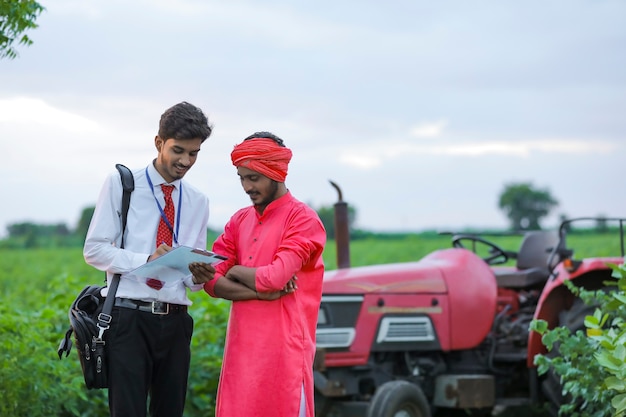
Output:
84 101 215 417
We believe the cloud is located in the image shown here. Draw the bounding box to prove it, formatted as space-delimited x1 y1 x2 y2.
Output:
410 120 448 138
337 137 621 169
0 97 100 133
1 0 625 237
424 138 618 157
338 154 381 169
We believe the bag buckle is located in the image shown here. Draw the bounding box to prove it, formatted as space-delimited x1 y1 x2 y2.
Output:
151 301 169 315
96 312 113 338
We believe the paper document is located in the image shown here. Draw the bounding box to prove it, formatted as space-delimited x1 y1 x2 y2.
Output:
127 246 227 288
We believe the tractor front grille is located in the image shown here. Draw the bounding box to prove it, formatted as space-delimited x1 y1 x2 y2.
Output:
376 316 435 343
316 295 363 349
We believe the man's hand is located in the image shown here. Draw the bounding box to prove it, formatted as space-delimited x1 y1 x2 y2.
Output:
283 275 298 293
147 243 172 262
189 262 216 284
256 276 298 301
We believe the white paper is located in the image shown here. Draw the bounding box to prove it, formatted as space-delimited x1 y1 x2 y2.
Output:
126 246 227 287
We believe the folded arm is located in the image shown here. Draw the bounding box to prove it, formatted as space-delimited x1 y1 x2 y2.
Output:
204 265 296 301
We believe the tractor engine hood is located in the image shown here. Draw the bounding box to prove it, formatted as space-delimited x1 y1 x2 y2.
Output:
322 247 495 298
320 247 498 351
323 257 446 295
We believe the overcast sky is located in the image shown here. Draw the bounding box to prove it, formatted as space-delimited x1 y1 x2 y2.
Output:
1 0 625 238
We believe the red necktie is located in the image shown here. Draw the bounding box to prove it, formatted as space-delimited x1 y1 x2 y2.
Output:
156 184 175 247
148 185 175 291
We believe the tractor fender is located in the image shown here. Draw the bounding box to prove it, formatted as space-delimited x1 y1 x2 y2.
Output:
527 257 622 367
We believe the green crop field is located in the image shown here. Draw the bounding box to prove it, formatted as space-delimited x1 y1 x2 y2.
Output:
1 230 624 416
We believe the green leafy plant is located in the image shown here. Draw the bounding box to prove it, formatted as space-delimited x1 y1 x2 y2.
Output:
0 0 45 59
185 292 229 416
0 249 230 417
0 284 108 417
584 263 626 417
531 281 615 417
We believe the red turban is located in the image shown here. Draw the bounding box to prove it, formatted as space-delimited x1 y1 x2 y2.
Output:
231 138 293 182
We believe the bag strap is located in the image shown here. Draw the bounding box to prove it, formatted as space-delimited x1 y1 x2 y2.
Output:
97 163 135 338
116 163 135 247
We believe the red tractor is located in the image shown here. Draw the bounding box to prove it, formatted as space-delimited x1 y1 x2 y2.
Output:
313 192 625 417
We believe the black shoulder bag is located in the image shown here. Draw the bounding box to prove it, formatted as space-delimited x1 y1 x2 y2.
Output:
57 163 134 389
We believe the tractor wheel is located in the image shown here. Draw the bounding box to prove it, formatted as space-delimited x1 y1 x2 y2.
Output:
314 390 333 417
541 295 596 416
366 380 430 417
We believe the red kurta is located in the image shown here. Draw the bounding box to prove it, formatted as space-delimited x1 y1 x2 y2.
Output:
205 192 326 417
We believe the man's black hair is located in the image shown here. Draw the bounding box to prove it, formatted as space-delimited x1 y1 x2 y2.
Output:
243 131 286 147
159 101 213 143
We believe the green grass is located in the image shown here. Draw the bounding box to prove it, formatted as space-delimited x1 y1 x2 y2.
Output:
323 232 625 270
3 230 622 312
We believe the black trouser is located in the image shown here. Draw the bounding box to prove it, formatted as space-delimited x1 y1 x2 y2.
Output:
105 303 194 417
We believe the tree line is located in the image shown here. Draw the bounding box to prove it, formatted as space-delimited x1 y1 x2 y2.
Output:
2 182 612 249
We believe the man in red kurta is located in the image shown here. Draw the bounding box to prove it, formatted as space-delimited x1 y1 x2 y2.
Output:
194 132 326 417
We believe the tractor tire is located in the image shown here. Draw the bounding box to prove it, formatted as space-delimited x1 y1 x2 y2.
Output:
366 380 430 417
541 295 596 416
314 390 333 417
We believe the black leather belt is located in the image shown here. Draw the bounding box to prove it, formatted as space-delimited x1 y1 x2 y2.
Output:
114 297 187 315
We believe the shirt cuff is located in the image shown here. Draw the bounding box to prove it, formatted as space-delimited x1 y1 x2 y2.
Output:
203 275 221 297
183 274 204 291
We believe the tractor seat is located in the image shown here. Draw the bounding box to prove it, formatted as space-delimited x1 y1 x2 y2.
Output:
494 231 559 289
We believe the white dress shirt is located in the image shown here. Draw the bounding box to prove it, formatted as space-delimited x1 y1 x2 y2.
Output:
84 162 209 305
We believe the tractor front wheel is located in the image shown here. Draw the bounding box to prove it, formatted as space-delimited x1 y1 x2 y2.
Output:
366 380 430 417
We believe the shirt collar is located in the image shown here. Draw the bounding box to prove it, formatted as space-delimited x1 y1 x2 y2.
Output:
256 190 293 217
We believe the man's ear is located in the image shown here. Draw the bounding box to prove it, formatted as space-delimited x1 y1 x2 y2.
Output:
155 135 163 152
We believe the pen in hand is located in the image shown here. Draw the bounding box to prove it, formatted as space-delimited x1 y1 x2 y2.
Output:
148 242 172 262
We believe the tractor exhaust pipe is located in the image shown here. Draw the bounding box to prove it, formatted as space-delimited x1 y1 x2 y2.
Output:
329 180 350 269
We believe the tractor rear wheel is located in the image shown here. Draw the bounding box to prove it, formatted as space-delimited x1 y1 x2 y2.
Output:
541 295 596 416
366 380 430 417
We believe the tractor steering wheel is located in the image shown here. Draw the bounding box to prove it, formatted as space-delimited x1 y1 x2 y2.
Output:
451 234 511 265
